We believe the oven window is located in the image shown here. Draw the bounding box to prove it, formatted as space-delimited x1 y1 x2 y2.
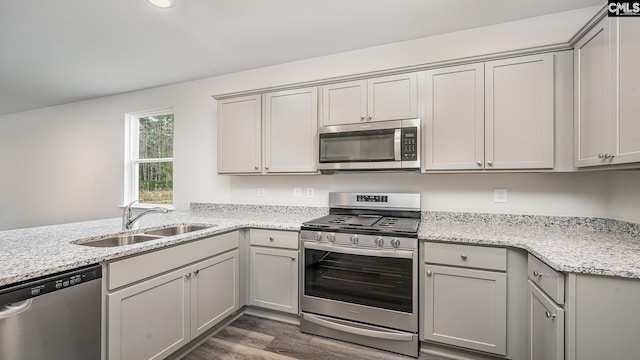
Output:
304 249 412 313
319 129 396 163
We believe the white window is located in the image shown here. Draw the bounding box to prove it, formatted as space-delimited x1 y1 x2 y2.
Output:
124 109 174 208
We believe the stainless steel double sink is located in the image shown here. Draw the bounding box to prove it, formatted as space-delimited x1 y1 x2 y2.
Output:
75 224 214 248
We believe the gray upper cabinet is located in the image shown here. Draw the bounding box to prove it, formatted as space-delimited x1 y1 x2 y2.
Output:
217 88 318 174
217 95 262 173
575 17 640 167
485 53 554 170
321 73 417 126
424 54 554 171
611 18 640 164
264 87 318 173
423 63 485 170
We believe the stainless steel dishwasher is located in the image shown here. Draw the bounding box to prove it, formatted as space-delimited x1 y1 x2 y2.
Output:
0 264 102 360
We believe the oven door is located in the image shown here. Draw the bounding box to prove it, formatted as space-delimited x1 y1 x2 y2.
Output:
301 241 417 332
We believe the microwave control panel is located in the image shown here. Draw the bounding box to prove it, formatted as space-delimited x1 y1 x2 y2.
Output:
401 127 418 161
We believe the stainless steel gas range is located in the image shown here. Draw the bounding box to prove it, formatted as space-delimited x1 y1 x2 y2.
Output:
299 192 420 358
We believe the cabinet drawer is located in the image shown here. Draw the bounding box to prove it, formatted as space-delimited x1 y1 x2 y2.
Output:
424 242 506 271
249 229 299 250
528 254 564 304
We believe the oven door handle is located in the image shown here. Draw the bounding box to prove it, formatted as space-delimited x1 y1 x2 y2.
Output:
303 313 415 342
303 242 414 259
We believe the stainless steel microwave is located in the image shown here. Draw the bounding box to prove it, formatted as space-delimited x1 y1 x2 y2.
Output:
318 118 420 172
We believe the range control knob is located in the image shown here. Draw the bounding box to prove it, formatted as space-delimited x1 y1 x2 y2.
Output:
327 233 336 243
375 237 384 247
313 232 322 242
390 238 401 248
350 235 359 245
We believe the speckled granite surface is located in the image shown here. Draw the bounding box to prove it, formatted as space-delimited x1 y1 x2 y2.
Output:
0 205 328 287
419 211 640 279
2 204 640 288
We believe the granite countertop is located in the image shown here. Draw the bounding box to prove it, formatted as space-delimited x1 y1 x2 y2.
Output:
2 204 640 288
418 212 640 279
0 204 327 287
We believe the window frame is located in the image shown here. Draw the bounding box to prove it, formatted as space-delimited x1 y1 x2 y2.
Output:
124 108 175 209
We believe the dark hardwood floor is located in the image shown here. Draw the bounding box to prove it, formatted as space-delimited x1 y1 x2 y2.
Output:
183 315 451 360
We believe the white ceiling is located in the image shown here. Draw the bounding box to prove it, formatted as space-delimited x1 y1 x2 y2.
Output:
0 0 603 116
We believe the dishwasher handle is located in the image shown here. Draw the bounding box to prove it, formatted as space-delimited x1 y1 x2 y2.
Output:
0 299 33 319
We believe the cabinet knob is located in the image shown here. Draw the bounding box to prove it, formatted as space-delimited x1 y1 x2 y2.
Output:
269 236 274 241
533 270 543 277
265 166 269 170
194 269 200 276
426 270 432 276
290 257 296 261
477 161 482 166
185 273 191 279
460 254 468 260
254 166 259 170
368 115 372 120
487 160 493 166
604 153 612 159
360 116 365 121
545 311 556 319
598 153 605 159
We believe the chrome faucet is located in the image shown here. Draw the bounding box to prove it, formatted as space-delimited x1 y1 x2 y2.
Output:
122 200 169 230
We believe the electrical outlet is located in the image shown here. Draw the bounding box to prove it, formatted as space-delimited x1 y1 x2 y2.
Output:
306 187 315 198
293 187 302 197
257 187 265 197
494 188 507 203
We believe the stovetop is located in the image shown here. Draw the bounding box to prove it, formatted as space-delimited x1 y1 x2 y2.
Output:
302 214 420 234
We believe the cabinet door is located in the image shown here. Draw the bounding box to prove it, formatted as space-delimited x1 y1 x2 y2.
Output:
485 53 554 169
424 64 484 170
264 88 318 173
250 247 299 314
529 281 564 360
190 249 240 338
217 95 262 173
367 73 418 122
575 19 611 167
107 267 191 360
612 18 640 164
321 80 366 126
424 264 507 355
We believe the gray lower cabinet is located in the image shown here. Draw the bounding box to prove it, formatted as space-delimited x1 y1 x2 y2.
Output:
528 281 564 360
249 247 299 313
106 232 240 360
423 242 508 356
424 264 507 355
248 229 299 314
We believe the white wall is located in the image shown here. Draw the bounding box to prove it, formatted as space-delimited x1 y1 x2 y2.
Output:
3 6 631 230
608 171 640 223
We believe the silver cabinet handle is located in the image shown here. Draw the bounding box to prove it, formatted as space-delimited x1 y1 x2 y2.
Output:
545 311 556 319
604 153 611 159
265 166 269 170
269 236 274 241
360 116 365 121
254 166 259 170
460 254 467 260
487 160 493 166
598 153 604 159
185 273 191 279
194 269 200 276
368 115 372 120
290 257 296 261
533 271 543 277
426 270 432 276
477 161 482 166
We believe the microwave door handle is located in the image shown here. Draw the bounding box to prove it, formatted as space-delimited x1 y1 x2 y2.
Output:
394 128 402 161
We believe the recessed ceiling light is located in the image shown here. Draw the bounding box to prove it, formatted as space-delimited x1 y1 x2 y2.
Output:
147 0 175 8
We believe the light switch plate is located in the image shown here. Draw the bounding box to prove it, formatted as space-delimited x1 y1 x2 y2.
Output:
293 187 302 197
306 187 315 198
257 187 265 197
